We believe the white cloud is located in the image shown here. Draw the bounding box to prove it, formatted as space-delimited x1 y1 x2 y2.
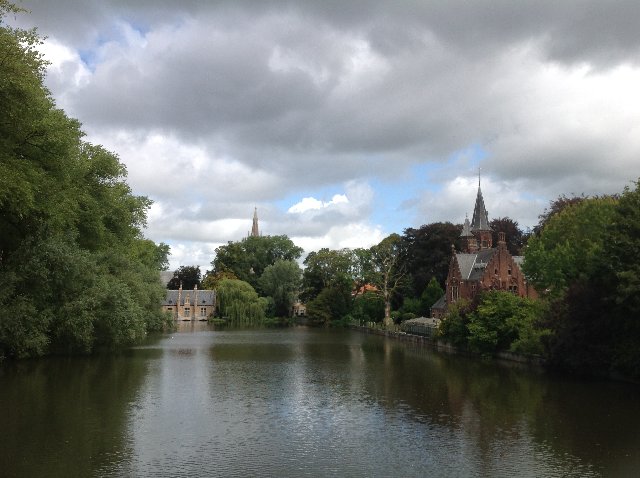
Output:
287 194 348 214
12 0 640 268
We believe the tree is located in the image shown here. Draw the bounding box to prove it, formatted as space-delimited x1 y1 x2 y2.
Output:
533 194 587 235
301 248 355 302
370 234 407 327
352 291 385 324
523 196 617 297
258 259 302 317
212 235 303 292
466 291 546 356
603 181 640 377
420 277 444 316
0 5 168 359
306 282 352 326
167 265 202 290
201 270 238 290
490 217 528 255
216 279 266 326
402 222 461 296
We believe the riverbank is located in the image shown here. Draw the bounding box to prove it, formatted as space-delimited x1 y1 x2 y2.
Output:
351 325 547 368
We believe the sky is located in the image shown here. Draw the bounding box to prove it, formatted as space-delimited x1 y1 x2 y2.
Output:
9 0 640 271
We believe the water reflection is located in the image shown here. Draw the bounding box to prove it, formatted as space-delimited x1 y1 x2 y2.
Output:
1 326 639 477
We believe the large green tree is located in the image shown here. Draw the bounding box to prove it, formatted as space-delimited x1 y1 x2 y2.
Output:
402 222 461 296
0 4 168 359
211 235 303 292
523 196 617 297
167 265 202 290
258 259 302 317
216 279 266 326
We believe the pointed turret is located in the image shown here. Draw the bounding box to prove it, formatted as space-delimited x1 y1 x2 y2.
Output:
250 207 259 237
460 214 473 237
470 170 492 249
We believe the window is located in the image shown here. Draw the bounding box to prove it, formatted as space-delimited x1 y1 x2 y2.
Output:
167 307 173 311
508 267 512 275
200 307 207 316
183 307 190 317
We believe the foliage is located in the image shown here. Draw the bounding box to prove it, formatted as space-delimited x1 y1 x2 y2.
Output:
439 292 548 357
212 235 303 292
0 7 168 359
438 299 472 347
301 248 361 302
542 180 640 379
167 265 202 290
201 270 237 290
467 291 546 356
369 233 407 327
401 222 461 296
351 291 385 324
258 259 302 317
534 194 587 235
215 279 266 326
523 196 617 297
490 217 529 255
420 277 444 316
306 283 352 326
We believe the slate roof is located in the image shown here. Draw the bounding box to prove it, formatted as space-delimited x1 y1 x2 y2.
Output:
159 270 173 286
431 293 447 310
163 289 216 306
455 249 496 280
471 186 491 232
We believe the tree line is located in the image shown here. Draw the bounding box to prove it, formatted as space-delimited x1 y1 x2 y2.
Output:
167 218 525 329
0 3 171 359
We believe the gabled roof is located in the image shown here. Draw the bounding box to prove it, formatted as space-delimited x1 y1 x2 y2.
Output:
163 289 216 306
455 249 496 280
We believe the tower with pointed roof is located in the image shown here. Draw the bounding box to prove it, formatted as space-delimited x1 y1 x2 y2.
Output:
250 207 260 237
430 170 538 319
462 170 492 252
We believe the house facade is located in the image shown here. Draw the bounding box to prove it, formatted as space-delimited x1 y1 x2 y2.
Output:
431 179 537 319
162 284 216 320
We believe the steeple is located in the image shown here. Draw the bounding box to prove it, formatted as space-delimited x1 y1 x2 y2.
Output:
470 170 490 232
250 207 259 237
470 169 492 249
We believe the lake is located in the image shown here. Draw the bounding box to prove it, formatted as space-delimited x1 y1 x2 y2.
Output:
1 324 639 477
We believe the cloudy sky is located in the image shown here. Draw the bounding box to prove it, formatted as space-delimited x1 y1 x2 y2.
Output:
10 0 640 270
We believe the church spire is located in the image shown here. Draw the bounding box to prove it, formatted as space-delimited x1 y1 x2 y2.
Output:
250 207 259 237
471 173 490 232
470 170 492 249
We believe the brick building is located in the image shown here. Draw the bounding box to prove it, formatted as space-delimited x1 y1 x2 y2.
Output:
162 284 216 321
431 178 537 319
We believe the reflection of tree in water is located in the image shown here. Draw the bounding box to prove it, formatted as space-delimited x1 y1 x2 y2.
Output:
0 352 157 478
358 335 640 475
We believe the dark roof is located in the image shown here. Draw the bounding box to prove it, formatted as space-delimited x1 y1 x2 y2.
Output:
163 289 215 306
455 249 496 281
431 293 447 310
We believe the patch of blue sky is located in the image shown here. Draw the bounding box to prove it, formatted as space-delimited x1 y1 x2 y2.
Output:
369 162 438 233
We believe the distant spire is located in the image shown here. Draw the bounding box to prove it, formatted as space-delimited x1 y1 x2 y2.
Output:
460 214 473 237
250 207 259 237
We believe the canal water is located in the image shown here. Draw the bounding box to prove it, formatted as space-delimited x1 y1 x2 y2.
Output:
1 324 639 477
